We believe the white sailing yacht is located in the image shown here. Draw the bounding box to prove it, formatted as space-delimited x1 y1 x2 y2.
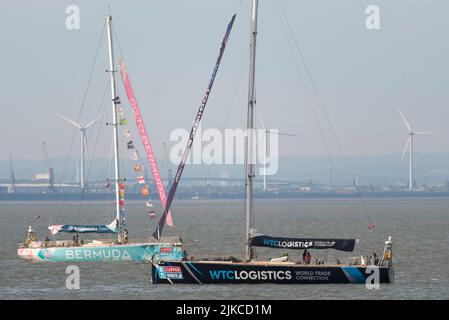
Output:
17 15 182 263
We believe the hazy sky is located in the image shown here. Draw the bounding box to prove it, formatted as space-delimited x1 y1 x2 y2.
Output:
1 0 449 162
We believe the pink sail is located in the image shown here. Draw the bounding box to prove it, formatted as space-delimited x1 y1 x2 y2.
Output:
119 59 173 227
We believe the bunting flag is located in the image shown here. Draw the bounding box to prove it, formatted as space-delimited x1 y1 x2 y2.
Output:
145 200 153 207
141 186 150 196
148 211 156 218
113 96 121 105
115 96 158 221
129 150 138 160
123 128 131 137
152 14 236 239
119 58 174 227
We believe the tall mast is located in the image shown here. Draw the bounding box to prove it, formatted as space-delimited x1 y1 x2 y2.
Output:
106 15 122 240
9 153 16 193
245 0 259 261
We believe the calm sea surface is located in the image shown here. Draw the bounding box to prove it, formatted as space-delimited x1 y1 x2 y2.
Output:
1 198 448 299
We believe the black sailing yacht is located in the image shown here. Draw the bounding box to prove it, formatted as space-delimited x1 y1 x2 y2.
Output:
150 0 394 284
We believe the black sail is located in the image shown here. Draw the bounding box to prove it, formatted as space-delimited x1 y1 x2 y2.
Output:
153 14 236 240
250 235 356 252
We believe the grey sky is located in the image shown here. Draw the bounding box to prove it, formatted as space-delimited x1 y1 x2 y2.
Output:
1 0 449 162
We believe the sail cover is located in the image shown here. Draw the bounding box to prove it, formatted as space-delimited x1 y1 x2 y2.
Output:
249 235 356 252
48 219 119 235
152 14 236 240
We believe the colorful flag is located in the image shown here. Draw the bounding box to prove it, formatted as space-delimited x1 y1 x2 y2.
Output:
137 176 145 184
119 189 125 197
119 183 125 190
113 96 121 105
119 199 125 206
141 186 149 196
148 211 156 218
145 200 153 207
127 140 134 149
118 107 124 116
134 164 143 172
129 150 138 160
119 118 128 125
123 128 131 137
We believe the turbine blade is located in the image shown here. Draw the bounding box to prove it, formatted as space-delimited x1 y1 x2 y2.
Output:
398 109 412 132
401 137 410 161
84 113 105 129
277 132 302 138
57 113 81 128
415 131 436 135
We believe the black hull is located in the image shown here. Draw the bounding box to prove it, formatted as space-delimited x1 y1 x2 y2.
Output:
151 261 393 284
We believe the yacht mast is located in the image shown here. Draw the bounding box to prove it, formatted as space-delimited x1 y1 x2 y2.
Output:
245 0 259 261
106 15 122 241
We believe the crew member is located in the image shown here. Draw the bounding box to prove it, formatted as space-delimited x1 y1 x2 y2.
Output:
24 226 37 247
123 229 129 244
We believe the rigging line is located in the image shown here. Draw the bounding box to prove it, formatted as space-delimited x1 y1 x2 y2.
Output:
271 0 337 185
274 0 374 227
54 24 106 223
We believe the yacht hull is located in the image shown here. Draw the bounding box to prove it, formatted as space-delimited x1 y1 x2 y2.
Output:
151 261 393 284
18 243 183 262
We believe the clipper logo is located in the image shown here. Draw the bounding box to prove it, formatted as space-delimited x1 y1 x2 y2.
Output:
209 270 292 281
158 266 183 280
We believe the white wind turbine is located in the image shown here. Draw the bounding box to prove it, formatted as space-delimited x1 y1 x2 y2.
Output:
58 113 103 190
257 110 301 191
399 110 435 191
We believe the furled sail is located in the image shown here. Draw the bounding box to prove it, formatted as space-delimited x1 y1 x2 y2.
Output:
48 218 119 235
249 235 356 252
119 59 174 227
153 14 237 240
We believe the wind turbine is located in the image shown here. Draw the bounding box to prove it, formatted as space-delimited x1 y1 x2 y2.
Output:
399 110 435 191
58 113 103 190
257 110 301 191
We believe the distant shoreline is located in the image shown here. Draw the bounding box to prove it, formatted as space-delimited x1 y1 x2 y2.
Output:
2 191 449 202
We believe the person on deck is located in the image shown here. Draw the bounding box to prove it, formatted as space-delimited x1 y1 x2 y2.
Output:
24 226 37 247
72 233 79 246
44 236 50 247
302 249 308 264
304 251 311 265
123 229 129 244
